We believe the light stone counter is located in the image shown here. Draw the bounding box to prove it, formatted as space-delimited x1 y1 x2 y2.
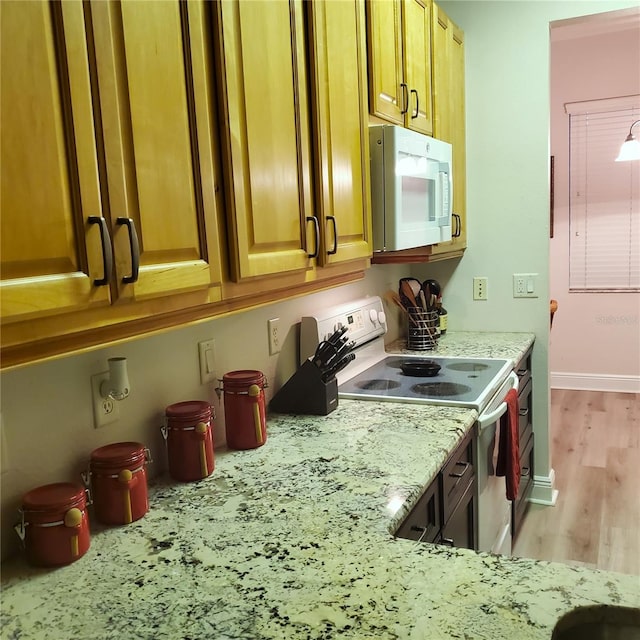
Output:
386 330 537 366
2 332 638 639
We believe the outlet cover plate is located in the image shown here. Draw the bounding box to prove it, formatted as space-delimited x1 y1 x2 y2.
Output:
268 318 281 355
92 372 119 429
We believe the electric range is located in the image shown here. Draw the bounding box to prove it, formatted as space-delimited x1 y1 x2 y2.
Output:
300 295 512 413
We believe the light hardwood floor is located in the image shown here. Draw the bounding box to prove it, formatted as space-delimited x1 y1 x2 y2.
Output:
512 388 640 576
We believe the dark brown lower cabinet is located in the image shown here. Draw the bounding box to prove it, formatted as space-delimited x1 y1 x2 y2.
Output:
512 345 535 540
395 428 477 550
439 481 475 550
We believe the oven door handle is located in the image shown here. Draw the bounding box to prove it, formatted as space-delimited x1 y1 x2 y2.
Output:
477 372 519 429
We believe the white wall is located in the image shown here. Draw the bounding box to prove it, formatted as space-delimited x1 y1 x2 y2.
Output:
549 24 640 393
415 0 639 503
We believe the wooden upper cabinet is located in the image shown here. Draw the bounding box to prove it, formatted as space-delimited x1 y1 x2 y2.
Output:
0 1 110 323
213 0 314 281
430 3 466 256
307 0 372 266
403 0 433 135
367 0 404 125
367 0 433 135
89 0 222 300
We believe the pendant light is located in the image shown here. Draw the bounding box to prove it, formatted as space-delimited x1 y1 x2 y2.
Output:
615 119 640 161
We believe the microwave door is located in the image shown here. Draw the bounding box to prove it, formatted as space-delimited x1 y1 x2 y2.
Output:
394 154 441 249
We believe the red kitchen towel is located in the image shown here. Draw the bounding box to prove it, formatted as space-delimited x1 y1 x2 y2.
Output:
496 388 520 501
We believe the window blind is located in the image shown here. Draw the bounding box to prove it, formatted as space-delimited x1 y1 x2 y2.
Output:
568 100 640 292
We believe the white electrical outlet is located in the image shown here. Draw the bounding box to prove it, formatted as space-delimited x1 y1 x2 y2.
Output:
91 372 120 429
268 318 281 355
513 273 539 298
198 339 217 384
473 277 488 300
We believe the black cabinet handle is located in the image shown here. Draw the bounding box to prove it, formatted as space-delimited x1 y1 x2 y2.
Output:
449 461 470 478
440 537 454 546
88 216 113 286
516 368 528 376
521 466 530 476
410 89 419 119
519 408 529 417
116 217 140 284
452 213 461 238
306 216 319 258
327 216 338 255
400 83 409 114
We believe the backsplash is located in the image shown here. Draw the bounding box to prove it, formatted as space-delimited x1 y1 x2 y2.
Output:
0 266 405 560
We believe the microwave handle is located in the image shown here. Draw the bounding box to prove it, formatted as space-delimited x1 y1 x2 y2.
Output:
452 213 461 238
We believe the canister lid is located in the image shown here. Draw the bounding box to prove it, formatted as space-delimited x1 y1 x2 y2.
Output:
165 400 212 424
222 370 265 389
90 441 146 469
22 482 86 513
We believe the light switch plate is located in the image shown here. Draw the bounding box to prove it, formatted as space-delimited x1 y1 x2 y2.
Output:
198 339 217 384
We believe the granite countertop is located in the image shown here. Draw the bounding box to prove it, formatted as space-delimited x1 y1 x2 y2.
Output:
2 332 638 639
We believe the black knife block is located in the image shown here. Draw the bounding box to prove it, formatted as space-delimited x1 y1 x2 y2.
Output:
269 359 338 416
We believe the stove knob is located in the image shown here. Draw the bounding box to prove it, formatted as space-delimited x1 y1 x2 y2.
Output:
378 311 386 325
369 309 378 325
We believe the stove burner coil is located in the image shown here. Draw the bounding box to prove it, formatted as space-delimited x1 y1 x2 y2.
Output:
410 382 472 397
356 379 401 391
446 362 489 372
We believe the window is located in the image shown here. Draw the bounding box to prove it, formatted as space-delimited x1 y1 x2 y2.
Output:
567 97 639 292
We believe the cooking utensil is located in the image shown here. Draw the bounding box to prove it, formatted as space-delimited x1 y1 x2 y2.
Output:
400 279 420 309
422 279 441 298
400 360 441 377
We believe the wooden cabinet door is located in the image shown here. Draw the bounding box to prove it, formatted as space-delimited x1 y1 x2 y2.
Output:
366 0 405 125
431 4 466 255
402 0 433 135
0 1 110 323
308 0 372 266
214 0 314 281
90 0 222 301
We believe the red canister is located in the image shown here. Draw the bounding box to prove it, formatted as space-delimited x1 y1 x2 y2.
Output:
16 482 90 567
89 442 150 525
222 370 267 450
163 400 215 482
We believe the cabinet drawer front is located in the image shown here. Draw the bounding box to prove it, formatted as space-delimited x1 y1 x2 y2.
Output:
518 377 532 444
441 431 475 522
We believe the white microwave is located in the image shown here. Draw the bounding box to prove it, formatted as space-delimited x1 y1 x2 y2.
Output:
369 124 453 252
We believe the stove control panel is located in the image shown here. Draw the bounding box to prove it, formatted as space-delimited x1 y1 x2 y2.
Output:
300 296 387 365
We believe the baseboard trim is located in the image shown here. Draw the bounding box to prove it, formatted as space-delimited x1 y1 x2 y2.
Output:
550 372 640 394
529 469 559 506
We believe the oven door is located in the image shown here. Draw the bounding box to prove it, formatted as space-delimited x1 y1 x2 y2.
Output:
476 372 518 555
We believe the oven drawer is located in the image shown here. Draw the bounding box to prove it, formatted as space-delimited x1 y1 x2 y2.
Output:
441 428 475 523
